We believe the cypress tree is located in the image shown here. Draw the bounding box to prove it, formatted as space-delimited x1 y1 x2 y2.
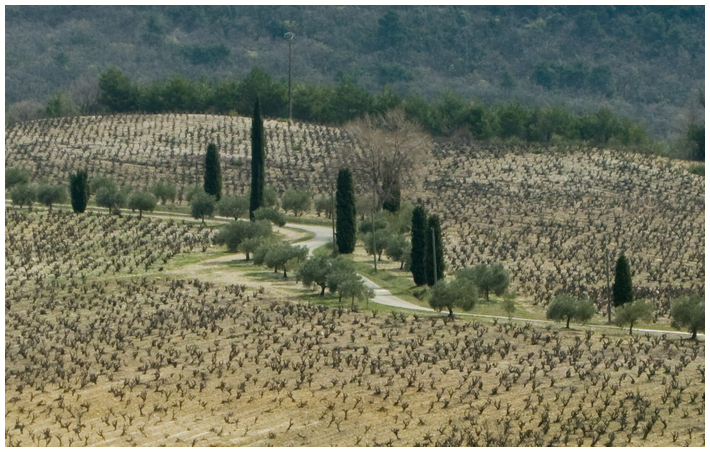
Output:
250 97 265 220
410 205 427 285
612 253 633 307
424 214 444 287
204 143 222 201
69 169 89 213
335 168 356 254
382 178 401 213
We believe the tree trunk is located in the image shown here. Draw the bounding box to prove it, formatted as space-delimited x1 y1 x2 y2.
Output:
139 209 143 220
245 251 250 261
283 267 288 278
320 285 326 296
629 321 634 335
448 306 454 318
566 317 571 329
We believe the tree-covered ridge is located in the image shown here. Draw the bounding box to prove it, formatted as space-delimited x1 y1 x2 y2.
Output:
5 6 704 139
87 66 656 150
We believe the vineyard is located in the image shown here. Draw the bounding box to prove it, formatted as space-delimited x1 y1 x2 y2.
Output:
5 113 704 314
4 211 705 446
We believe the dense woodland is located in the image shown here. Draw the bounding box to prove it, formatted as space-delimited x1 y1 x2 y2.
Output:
5 6 705 144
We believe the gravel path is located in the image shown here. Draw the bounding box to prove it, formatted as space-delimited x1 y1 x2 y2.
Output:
8 204 699 338
292 223 703 338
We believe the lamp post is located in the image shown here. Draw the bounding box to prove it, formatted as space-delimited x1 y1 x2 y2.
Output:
284 32 294 126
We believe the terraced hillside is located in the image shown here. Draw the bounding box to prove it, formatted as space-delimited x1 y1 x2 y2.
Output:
5 114 704 317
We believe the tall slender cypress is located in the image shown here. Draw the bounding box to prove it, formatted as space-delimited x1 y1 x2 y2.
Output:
612 253 633 307
335 168 356 254
424 214 444 287
69 169 89 213
204 143 222 201
410 205 427 285
249 97 265 221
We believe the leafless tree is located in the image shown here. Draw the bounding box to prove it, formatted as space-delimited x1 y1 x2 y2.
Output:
341 109 432 209
69 76 100 115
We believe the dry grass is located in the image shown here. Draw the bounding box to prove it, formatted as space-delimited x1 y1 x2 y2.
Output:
5 209 705 447
5 114 703 317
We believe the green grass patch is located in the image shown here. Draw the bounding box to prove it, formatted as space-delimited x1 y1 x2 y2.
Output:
688 163 704 177
288 227 316 244
285 215 333 227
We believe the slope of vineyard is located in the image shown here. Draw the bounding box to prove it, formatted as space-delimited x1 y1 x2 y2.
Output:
5 114 704 317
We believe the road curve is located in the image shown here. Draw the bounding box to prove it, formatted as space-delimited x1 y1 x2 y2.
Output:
288 223 703 339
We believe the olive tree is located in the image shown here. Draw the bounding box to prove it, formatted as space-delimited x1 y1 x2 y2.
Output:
459 263 509 302
253 207 287 227
670 294 704 341
190 191 216 223
615 299 653 335
337 273 375 310
281 189 312 216
216 219 272 260
385 233 411 269
298 255 335 296
128 191 157 219
36 183 67 211
428 276 478 318
254 241 308 278
96 184 126 215
10 184 36 208
217 195 250 220
5 167 30 189
546 293 596 328
150 180 177 205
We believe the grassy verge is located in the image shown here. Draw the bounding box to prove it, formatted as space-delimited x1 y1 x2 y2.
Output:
287 227 316 243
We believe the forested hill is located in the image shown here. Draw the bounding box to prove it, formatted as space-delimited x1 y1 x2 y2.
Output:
5 5 704 139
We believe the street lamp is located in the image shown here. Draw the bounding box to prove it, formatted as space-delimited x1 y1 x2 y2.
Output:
284 32 294 126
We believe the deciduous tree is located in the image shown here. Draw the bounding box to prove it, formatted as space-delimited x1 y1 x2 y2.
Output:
342 109 431 210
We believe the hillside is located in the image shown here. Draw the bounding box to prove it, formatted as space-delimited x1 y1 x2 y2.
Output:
5 6 705 139
5 114 704 317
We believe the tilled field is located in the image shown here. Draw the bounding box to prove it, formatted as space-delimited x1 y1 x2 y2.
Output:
4 210 705 447
5 113 704 316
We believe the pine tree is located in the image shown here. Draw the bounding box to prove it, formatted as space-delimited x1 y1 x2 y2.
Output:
410 205 427 285
69 169 89 213
336 168 356 254
203 143 222 201
424 214 444 287
250 97 265 220
612 253 633 307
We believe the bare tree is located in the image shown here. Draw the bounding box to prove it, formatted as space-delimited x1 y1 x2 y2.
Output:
342 109 432 209
69 76 100 115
